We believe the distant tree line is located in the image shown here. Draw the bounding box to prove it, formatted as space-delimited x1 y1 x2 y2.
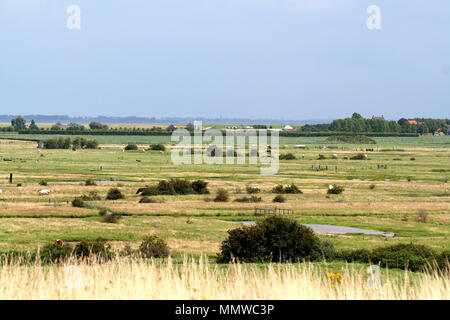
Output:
43 137 99 149
299 113 449 134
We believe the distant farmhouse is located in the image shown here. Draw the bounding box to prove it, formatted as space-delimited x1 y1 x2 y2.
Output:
372 115 385 120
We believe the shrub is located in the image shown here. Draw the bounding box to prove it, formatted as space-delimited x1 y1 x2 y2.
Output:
327 184 344 195
279 153 296 160
169 178 194 195
191 180 210 194
319 239 339 261
149 144 165 151
124 144 138 151
156 180 176 195
106 188 125 200
284 183 302 194
39 180 47 186
40 242 73 263
71 197 85 208
369 184 376 190
216 216 324 263
81 191 101 201
273 195 286 203
214 188 229 202
350 153 367 160
103 214 121 224
417 212 428 223
410 157 416 161
85 179 97 186
74 238 113 261
98 209 108 216
140 186 160 196
234 196 262 203
139 235 170 258
246 185 260 194
272 185 285 194
317 154 326 160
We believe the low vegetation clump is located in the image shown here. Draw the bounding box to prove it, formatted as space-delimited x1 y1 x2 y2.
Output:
327 184 344 195
124 144 138 151
106 188 125 200
81 191 101 201
350 153 367 160
139 235 170 259
216 216 333 263
102 214 121 224
234 196 262 203
140 179 210 196
71 197 85 208
214 188 229 202
85 179 97 186
43 137 99 149
39 242 73 263
326 135 376 144
38 180 48 186
272 184 302 194
272 195 286 203
246 185 260 194
339 243 448 272
149 144 165 151
279 153 296 160
73 238 114 261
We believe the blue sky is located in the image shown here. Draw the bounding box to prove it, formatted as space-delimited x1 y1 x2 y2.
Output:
0 0 449 120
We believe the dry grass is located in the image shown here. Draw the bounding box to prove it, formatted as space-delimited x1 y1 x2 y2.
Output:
0 257 448 300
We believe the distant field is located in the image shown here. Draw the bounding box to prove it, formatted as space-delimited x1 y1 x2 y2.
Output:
1 133 449 147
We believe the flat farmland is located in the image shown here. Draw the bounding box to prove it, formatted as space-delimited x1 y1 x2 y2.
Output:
0 135 449 255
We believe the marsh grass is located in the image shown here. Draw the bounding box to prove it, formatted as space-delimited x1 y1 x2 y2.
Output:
0 256 447 299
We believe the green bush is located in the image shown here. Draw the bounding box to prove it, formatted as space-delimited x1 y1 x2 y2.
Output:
273 195 286 203
39 180 48 186
246 185 261 194
327 184 344 195
279 153 296 160
140 186 160 196
350 153 367 160
284 183 303 194
339 244 445 272
272 185 285 194
234 196 262 203
81 191 101 201
102 214 121 224
74 238 113 261
85 179 97 186
98 209 108 216
191 180 210 194
124 144 138 151
217 216 324 263
149 144 165 151
71 197 85 208
40 242 73 263
156 180 176 195
106 188 125 200
214 188 229 202
169 178 194 195
139 196 156 203
139 235 170 258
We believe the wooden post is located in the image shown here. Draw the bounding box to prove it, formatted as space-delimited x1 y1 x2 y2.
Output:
9 173 13 184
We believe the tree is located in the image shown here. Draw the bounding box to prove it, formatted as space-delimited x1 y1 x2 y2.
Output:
352 112 363 120
67 123 85 131
29 120 39 131
11 116 26 130
89 121 108 130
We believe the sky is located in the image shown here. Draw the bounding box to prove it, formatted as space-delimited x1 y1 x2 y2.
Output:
0 0 449 120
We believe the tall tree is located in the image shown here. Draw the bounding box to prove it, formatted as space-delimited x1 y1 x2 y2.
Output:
11 116 26 130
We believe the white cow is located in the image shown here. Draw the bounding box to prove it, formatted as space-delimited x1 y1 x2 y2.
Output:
39 189 51 196
0 189 2 195
328 184 334 190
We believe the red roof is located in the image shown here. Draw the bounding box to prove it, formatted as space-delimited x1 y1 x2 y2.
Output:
408 120 418 125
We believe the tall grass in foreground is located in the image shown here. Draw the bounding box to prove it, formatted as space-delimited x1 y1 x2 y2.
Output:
0 257 448 300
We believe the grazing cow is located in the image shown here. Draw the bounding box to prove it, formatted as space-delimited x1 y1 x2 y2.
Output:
136 187 146 195
39 189 51 196
56 239 64 247
0 189 2 195
159 150 164 154
328 185 334 190
142 149 146 153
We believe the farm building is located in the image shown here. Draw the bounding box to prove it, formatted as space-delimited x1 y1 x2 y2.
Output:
372 115 385 120
407 120 418 125
293 145 306 149
282 125 295 131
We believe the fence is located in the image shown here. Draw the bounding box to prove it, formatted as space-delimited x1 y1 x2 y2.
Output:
254 207 293 216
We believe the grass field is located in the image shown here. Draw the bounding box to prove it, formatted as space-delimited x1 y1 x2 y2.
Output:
0 134 449 299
